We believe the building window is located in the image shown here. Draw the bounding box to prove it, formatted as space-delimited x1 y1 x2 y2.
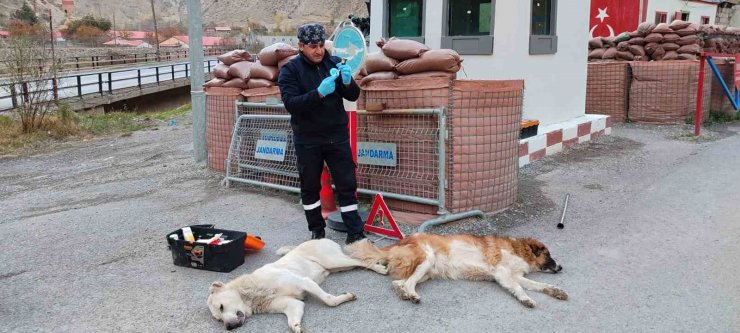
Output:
675 11 689 21
681 12 690 21
385 0 424 43
701 16 710 24
531 0 552 35
655 11 667 24
441 0 494 55
448 0 491 36
529 0 557 55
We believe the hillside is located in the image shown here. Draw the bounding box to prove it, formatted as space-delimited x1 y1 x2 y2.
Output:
0 0 368 32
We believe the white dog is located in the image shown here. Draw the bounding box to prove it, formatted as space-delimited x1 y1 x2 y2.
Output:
207 239 388 332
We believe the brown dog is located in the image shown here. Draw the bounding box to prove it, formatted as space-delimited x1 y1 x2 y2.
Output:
345 233 568 308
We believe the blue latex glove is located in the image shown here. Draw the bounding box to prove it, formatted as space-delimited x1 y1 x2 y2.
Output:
337 63 352 85
317 73 339 97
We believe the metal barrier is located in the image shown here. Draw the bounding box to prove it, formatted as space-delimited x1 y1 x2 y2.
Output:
224 101 485 229
0 59 218 112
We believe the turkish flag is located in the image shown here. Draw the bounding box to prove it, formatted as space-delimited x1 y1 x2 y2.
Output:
590 0 640 38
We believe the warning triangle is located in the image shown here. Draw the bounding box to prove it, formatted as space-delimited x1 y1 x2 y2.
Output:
364 194 404 240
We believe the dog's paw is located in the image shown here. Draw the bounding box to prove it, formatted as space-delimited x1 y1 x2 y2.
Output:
291 323 305 333
520 299 536 308
371 264 389 275
392 280 421 304
544 287 568 300
345 292 357 301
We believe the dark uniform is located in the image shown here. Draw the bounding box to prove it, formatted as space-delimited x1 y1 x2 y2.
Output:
277 23 366 244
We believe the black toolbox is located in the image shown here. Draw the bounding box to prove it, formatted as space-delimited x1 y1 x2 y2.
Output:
166 225 246 272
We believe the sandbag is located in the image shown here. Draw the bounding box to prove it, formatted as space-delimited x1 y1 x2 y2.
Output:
678 53 698 61
222 78 249 88
661 43 680 51
217 50 253 65
662 33 680 43
638 22 656 35
677 44 702 54
381 38 430 61
589 38 604 49
644 42 660 55
652 46 666 60
258 43 299 66
249 63 280 81
227 61 253 80
277 54 298 70
628 37 646 45
629 31 645 38
616 51 635 61
602 47 618 59
617 41 631 52
653 23 673 34
614 32 631 44
360 71 398 86
677 35 699 46
204 78 225 87
601 37 615 47
399 71 457 80
674 26 698 37
629 45 646 57
645 33 663 43
669 20 691 30
588 48 606 60
213 63 231 79
662 51 679 61
727 27 740 35
394 49 462 75
247 78 276 89
364 51 399 73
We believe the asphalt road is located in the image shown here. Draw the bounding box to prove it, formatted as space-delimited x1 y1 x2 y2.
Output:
1 121 738 332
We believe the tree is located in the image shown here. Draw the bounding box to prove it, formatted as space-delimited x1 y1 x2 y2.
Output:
75 25 104 46
159 25 181 40
64 15 111 38
7 19 45 41
1 37 60 133
11 2 38 25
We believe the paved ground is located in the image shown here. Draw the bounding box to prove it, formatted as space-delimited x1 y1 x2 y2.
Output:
1 120 739 332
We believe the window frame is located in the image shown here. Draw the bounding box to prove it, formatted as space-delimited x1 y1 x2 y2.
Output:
655 11 668 24
529 0 558 55
701 16 710 25
384 0 426 43
440 0 495 55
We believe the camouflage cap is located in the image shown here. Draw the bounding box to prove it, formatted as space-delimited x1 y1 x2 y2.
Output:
297 23 326 44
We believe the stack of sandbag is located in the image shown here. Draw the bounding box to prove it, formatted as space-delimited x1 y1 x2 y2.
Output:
358 38 463 86
204 44 299 90
588 20 703 61
700 25 740 54
205 50 253 88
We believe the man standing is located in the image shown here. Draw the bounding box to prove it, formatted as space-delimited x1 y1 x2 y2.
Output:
277 23 366 244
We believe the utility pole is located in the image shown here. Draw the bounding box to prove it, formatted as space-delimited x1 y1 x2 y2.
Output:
151 0 160 60
113 11 118 47
49 8 58 102
188 0 206 162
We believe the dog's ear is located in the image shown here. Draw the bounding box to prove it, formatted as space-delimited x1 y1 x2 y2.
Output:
209 281 224 294
528 242 544 257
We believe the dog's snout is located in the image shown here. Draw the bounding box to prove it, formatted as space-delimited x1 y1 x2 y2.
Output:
237 310 245 318
225 323 237 331
555 264 562 273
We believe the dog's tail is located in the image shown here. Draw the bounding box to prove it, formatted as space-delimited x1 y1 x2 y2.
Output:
275 246 295 256
344 239 388 265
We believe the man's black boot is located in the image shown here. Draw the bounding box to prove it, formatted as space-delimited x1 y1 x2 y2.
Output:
311 229 325 240
345 232 366 244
